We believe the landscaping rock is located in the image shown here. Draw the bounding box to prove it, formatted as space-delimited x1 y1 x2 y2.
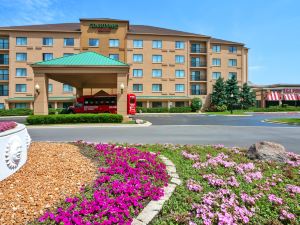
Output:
247 141 288 162
135 119 144 124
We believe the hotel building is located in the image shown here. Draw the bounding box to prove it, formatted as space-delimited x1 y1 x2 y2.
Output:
0 18 248 112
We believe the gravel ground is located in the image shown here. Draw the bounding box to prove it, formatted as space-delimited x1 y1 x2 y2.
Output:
0 142 97 225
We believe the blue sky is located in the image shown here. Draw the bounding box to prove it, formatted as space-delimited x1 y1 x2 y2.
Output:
0 0 299 84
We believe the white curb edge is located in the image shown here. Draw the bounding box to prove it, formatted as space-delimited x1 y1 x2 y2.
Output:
132 155 181 225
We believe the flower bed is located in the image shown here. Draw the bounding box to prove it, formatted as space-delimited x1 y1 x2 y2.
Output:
0 121 17 132
134 144 300 225
35 142 168 225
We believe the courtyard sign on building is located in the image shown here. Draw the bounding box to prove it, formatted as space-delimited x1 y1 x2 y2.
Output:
89 23 119 32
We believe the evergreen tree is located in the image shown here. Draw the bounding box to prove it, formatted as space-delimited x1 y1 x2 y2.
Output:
225 76 240 112
240 83 256 109
211 77 226 107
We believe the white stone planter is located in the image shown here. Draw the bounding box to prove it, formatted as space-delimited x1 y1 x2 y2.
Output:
0 123 31 181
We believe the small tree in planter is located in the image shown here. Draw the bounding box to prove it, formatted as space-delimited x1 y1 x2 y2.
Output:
225 77 240 113
191 97 202 112
240 83 256 109
211 77 227 108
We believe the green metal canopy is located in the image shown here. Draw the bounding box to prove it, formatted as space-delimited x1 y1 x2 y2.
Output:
33 51 128 67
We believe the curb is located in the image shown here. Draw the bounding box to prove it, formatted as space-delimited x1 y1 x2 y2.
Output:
262 119 300 126
205 114 252 117
251 112 300 114
132 155 181 225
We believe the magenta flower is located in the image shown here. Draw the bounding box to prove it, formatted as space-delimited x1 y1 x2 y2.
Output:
0 121 17 132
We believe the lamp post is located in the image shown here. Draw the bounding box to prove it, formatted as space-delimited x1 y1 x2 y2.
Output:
230 93 234 114
120 83 125 94
34 84 40 96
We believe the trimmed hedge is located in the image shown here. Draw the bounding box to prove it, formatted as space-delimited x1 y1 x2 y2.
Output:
26 114 123 125
252 106 300 112
48 108 69 115
0 108 33 116
136 106 191 113
169 107 192 113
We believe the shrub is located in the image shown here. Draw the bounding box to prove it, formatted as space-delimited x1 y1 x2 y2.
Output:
26 114 123 125
136 106 147 113
169 107 192 113
252 106 300 112
0 108 33 116
216 105 227 112
146 107 169 113
48 108 69 115
191 98 202 112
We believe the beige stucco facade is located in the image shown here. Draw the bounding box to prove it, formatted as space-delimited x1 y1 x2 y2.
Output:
0 18 248 112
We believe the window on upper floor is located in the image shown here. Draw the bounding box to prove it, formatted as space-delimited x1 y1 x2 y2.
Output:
152 84 162 92
43 53 53 61
133 69 143 77
16 37 27 46
43 37 53 46
229 46 237 53
16 84 27 92
212 45 221 53
0 69 8 80
152 69 162 78
16 68 27 77
109 39 119 47
228 72 237 79
133 84 143 92
175 84 185 92
0 54 9 64
0 38 9 49
212 72 221 80
152 55 162 63
175 55 185 64
109 54 119 61
152 40 162 49
16 53 27 61
133 54 143 63
0 84 8 96
212 58 221 66
64 38 74 46
63 53 73 57
63 84 73 92
175 70 185 78
175 41 185 49
133 40 143 48
228 59 237 67
48 84 53 92
89 38 99 47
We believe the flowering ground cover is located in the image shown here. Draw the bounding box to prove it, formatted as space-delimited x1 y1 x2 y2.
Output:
0 121 17 132
133 144 300 225
32 142 168 225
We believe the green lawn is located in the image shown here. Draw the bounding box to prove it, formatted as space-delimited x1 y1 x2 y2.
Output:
268 118 300 124
133 144 300 225
204 110 249 115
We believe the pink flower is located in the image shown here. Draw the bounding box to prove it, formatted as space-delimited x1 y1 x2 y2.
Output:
279 209 296 221
268 194 283 205
187 179 203 192
286 184 300 194
182 150 199 161
0 121 17 132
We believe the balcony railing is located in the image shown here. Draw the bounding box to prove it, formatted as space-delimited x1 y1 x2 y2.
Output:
190 75 207 81
0 43 9 50
0 74 9 81
190 47 207 53
190 61 207 67
0 90 9 96
190 89 207 95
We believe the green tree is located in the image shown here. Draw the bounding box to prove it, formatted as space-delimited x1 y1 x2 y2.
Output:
240 83 256 109
225 76 240 113
191 97 202 112
211 77 226 107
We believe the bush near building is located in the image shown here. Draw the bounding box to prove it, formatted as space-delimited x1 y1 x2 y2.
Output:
0 108 33 116
191 98 202 112
26 114 123 125
136 106 192 113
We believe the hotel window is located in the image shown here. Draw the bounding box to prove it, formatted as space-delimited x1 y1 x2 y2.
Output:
152 84 162 92
16 68 27 77
212 45 221 53
228 59 237 67
0 54 9 64
191 84 201 95
48 84 53 92
175 70 185 78
133 84 143 92
43 37 53 46
175 101 185 107
89 38 99 47
152 102 162 108
0 103 4 109
191 71 203 81
175 84 185 92
63 53 73 57
152 55 162 63
109 54 119 61
228 72 237 79
191 57 206 67
0 69 8 80
133 40 143 48
43 53 53 61
133 54 143 63
212 58 221 66
0 38 9 49
15 103 27 109
175 55 185 64
0 84 8 96
229 46 237 53
212 72 221 80
16 53 27 61
16 37 27 46
175 41 185 49
152 69 162 78
152 40 162 49
16 84 27 92
63 84 73 92
133 69 143 77
109 39 119 47
64 38 74 46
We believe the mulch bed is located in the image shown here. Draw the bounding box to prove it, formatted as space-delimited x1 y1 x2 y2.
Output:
0 142 97 225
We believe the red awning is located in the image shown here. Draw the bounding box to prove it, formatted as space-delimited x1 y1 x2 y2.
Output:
266 91 281 101
283 93 297 101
